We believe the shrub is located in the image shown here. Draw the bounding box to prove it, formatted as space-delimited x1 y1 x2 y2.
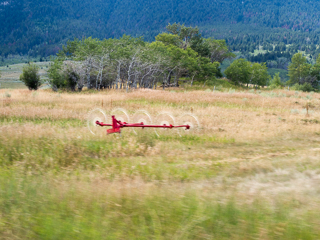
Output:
20 63 42 90
65 68 80 91
268 72 284 89
47 59 67 91
291 83 314 92
4 92 11 98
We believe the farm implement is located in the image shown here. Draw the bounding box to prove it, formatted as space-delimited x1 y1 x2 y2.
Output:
87 108 200 136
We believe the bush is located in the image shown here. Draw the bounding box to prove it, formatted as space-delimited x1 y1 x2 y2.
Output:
20 63 41 90
47 59 67 91
205 78 235 89
65 68 80 91
268 72 284 89
291 83 314 92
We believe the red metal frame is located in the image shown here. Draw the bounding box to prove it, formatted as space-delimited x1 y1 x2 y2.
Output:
96 116 190 135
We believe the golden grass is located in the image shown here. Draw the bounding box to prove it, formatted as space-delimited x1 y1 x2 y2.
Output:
2 88 320 180
2 88 320 238
2 88 320 141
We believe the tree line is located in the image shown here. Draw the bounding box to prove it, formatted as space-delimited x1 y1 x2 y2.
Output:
47 24 235 91
19 23 320 92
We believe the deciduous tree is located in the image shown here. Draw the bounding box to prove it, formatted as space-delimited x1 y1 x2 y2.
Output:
204 38 236 63
269 72 284 89
20 63 42 90
288 53 311 85
250 62 269 87
225 59 252 85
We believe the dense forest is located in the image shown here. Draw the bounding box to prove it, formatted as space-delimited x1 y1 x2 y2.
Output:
2 0 320 63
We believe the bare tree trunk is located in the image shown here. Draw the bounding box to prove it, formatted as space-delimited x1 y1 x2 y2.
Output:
127 57 135 92
168 71 172 85
116 62 121 90
174 72 178 87
86 59 92 89
191 74 196 87
203 80 207 88
126 78 129 92
97 68 103 90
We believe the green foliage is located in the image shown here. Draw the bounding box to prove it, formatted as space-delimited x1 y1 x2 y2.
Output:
250 62 269 86
224 59 252 85
166 23 200 49
225 59 270 86
3 0 320 69
155 33 181 47
190 35 210 58
65 68 80 91
310 54 320 86
286 53 320 89
48 31 223 91
291 82 314 92
288 53 311 85
155 28 229 80
206 78 235 89
204 38 236 63
269 72 284 89
19 63 41 90
47 59 66 91
267 68 289 82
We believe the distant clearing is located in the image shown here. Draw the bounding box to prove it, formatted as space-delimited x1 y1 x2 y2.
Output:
0 62 49 89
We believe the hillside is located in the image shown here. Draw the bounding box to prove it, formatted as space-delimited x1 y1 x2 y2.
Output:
1 0 320 59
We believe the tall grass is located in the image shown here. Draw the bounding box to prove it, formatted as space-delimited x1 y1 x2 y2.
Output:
1 89 320 238
0 172 318 239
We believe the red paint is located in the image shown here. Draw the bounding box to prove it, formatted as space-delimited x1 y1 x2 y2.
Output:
96 116 190 135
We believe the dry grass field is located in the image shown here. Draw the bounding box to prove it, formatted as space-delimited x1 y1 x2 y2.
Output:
1 88 320 239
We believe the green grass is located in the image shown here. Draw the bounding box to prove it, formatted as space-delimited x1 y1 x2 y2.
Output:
190 78 236 89
1 88 320 238
0 55 48 67
0 80 27 89
1 134 320 238
0 115 83 127
0 171 318 239
0 62 50 89
0 131 233 181
1 119 320 238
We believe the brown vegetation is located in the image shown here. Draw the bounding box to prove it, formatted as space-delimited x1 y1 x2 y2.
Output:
1 88 320 238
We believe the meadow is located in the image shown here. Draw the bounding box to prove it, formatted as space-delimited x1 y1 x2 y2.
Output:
1 87 320 239
0 62 49 89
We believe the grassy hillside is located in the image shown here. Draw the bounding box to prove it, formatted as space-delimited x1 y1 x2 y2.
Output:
1 88 320 238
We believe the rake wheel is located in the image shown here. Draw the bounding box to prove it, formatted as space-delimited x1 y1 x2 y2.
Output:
132 110 153 135
154 112 176 137
87 108 108 135
177 113 200 136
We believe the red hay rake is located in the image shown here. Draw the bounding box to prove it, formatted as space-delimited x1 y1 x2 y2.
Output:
87 108 200 136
